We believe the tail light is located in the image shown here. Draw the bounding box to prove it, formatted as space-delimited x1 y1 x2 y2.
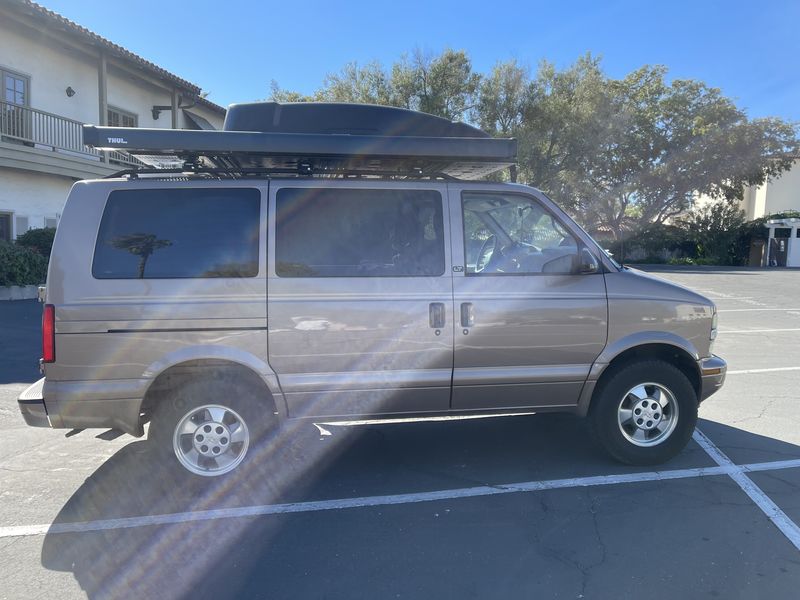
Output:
42 304 55 363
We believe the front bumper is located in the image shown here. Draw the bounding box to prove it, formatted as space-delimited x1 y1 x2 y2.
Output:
17 378 50 428
699 355 727 401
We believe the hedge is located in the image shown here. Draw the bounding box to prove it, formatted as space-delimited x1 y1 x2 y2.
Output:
16 227 55 256
0 241 48 286
606 208 800 267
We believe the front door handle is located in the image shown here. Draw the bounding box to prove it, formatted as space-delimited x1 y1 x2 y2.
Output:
429 302 446 328
460 302 474 327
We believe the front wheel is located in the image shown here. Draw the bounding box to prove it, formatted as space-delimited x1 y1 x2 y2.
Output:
590 360 698 465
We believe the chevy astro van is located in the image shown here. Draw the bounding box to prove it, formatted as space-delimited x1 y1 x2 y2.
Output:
17 102 727 478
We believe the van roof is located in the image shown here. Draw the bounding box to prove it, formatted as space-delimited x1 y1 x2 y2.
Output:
83 102 517 181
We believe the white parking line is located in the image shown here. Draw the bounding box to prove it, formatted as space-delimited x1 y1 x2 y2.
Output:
2 453 800 540
693 430 800 551
727 367 800 375
695 291 754 300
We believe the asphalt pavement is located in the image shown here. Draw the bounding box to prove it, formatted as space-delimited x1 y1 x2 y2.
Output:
1 267 800 599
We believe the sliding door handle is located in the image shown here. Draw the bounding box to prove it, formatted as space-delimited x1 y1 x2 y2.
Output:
429 302 446 328
460 302 474 327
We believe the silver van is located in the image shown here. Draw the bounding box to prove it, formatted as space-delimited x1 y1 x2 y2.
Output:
17 102 726 478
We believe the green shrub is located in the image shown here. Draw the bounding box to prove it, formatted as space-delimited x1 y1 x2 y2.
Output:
667 257 695 266
597 207 799 268
635 255 667 264
15 227 55 257
0 241 48 286
678 200 745 265
606 222 698 264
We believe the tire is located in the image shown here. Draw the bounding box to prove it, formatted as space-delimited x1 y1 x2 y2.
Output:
148 373 277 479
589 359 698 465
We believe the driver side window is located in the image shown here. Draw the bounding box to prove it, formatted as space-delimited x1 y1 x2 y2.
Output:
462 192 579 275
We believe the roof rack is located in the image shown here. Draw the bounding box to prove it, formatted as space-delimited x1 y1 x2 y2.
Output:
83 102 517 180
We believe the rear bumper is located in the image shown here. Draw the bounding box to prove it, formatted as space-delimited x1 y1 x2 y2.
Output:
17 377 146 436
699 355 727 402
17 378 50 428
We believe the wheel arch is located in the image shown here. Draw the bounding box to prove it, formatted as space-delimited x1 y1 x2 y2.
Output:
140 352 286 428
578 342 702 416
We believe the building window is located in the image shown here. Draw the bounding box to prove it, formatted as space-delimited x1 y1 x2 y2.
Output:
15 215 29 237
0 212 12 243
107 106 137 128
2 68 29 106
1 69 30 141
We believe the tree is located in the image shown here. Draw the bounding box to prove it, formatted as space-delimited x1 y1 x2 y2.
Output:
409 49 481 121
475 59 530 136
318 61 394 105
622 74 797 228
271 48 481 121
268 80 317 103
516 59 798 239
386 49 481 119
389 55 418 109
269 51 798 239
514 55 614 220
680 200 745 263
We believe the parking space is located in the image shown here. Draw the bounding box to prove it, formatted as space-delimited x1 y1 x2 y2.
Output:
1 267 800 599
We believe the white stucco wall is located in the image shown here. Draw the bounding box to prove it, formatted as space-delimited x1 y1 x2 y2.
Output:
106 65 175 129
187 102 227 129
693 160 800 221
0 169 73 236
105 64 227 129
0 12 225 239
0 25 99 124
0 20 224 130
760 160 800 216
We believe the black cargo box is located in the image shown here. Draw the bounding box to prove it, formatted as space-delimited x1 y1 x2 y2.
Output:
82 102 517 179
223 102 490 138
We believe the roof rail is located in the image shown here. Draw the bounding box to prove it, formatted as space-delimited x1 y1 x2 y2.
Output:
83 102 517 180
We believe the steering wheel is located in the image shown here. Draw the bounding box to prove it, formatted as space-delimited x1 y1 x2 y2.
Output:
475 235 497 273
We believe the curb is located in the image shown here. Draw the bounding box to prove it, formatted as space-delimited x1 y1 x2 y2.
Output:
0 285 41 301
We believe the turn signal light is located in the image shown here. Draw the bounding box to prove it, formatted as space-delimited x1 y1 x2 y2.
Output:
42 304 55 363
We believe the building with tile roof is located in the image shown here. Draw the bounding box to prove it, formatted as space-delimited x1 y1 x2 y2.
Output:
0 0 227 241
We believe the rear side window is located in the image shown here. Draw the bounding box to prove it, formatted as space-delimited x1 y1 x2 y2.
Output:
93 188 260 279
275 188 445 277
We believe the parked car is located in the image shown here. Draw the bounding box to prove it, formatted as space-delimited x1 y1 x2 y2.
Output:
17 102 726 478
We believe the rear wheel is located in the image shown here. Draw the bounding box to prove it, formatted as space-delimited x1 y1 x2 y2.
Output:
148 374 275 478
590 360 698 465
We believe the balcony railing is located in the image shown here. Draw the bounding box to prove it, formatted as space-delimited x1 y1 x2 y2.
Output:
0 100 145 168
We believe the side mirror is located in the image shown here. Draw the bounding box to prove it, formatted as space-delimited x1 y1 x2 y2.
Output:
578 247 600 274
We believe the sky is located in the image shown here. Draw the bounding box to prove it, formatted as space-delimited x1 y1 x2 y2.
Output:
41 0 800 122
